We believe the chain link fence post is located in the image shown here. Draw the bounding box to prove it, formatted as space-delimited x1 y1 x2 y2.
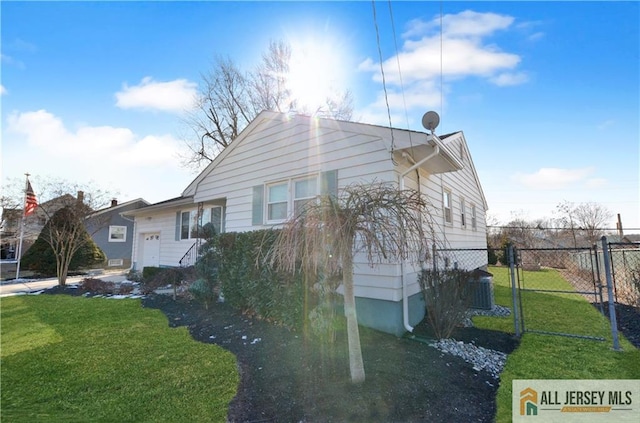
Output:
600 236 621 351
509 243 521 337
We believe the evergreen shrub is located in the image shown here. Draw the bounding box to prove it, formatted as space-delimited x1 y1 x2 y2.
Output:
199 230 305 329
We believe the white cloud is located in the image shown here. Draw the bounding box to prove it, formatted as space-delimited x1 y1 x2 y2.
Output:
0 85 7 95
512 167 596 190
358 10 526 125
490 72 529 86
4 110 193 203
597 119 615 130
1 53 25 69
115 77 197 113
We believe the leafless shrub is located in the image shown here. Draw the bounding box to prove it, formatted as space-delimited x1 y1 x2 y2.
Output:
419 269 474 339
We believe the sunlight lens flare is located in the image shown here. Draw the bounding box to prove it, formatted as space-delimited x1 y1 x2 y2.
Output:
287 36 348 114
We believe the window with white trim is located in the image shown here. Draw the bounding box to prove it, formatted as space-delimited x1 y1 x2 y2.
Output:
443 189 452 224
108 225 127 242
267 183 288 221
266 175 319 223
293 177 317 216
180 206 223 240
471 204 477 230
460 199 466 228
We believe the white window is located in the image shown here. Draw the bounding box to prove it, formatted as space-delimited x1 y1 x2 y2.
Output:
294 177 318 216
461 199 466 228
267 183 288 221
443 189 452 224
266 175 319 223
471 204 477 230
180 206 224 240
108 225 127 242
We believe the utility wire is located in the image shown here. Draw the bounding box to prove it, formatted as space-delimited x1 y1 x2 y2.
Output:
371 0 395 156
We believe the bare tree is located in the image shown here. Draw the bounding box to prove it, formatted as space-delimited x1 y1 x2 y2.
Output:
4 177 114 284
183 39 354 169
183 58 253 167
269 183 431 383
555 201 612 247
249 40 292 114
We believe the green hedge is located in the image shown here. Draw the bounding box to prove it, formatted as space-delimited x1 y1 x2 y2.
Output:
200 230 305 330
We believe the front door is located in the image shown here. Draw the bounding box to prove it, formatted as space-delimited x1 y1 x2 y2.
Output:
141 233 160 268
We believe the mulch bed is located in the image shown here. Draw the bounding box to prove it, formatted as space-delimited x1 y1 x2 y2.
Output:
40 286 639 422
140 294 515 423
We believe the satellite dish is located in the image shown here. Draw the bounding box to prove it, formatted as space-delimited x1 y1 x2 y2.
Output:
421 111 440 133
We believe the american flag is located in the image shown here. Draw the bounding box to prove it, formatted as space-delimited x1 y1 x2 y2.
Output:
24 180 38 216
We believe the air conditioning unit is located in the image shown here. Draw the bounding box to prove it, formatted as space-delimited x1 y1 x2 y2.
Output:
469 269 494 310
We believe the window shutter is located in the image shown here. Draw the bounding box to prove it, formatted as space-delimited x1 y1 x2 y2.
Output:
320 170 338 197
175 211 181 241
252 185 264 226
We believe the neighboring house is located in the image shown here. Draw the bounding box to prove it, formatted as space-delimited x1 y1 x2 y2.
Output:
127 111 489 335
85 198 149 269
0 193 78 260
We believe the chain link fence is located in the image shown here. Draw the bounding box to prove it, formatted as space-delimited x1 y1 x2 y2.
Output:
607 242 640 309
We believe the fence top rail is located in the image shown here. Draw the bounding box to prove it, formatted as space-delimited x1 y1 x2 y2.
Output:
514 247 593 252
608 242 640 248
436 248 490 252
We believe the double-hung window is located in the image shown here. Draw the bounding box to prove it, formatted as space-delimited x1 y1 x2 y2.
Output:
471 204 477 230
266 175 319 223
443 189 452 224
460 199 466 228
267 183 288 221
293 177 317 216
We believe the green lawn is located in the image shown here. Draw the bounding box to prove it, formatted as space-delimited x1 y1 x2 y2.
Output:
475 266 640 423
1 295 239 422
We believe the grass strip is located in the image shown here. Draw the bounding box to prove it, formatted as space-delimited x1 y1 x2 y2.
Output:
475 266 640 423
1 295 238 422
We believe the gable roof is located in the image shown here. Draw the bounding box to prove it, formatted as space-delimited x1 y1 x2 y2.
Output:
182 111 467 197
439 132 488 210
122 195 194 217
87 198 149 218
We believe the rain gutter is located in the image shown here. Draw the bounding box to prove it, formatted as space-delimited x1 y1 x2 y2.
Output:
398 142 439 333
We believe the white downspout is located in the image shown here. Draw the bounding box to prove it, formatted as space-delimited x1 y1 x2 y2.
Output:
399 144 439 332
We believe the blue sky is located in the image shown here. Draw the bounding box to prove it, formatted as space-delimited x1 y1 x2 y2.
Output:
2 1 638 231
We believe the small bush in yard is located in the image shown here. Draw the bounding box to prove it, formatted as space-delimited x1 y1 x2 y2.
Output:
80 278 115 294
419 269 474 339
188 278 218 309
140 267 196 298
117 282 134 295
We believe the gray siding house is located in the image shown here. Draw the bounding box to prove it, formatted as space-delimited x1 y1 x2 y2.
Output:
86 199 149 269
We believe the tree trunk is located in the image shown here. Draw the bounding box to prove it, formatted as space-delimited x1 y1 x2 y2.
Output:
57 255 69 287
342 250 365 383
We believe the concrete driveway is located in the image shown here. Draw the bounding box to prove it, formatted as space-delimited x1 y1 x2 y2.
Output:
0 270 128 297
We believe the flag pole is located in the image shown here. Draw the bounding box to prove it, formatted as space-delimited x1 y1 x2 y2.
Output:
15 173 30 280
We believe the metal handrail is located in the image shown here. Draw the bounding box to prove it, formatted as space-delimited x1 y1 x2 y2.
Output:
178 242 198 267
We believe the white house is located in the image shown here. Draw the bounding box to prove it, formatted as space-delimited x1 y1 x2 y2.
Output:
127 111 488 335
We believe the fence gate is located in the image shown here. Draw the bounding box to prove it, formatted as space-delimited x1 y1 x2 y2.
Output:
510 245 611 342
